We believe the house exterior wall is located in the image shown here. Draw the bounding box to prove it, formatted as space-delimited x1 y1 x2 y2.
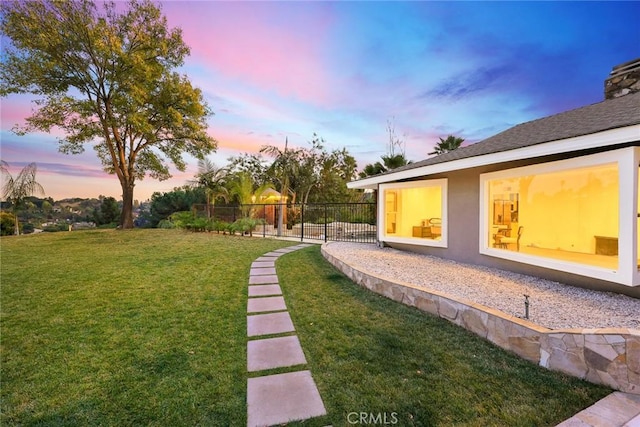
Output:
381 144 640 297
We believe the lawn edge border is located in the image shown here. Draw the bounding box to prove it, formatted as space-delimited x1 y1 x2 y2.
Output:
321 242 640 395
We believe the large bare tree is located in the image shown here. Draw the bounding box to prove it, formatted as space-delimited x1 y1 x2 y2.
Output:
0 0 216 228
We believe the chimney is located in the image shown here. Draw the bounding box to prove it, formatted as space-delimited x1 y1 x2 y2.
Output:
604 58 640 99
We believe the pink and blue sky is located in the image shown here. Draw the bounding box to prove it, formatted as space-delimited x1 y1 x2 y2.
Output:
1 1 639 201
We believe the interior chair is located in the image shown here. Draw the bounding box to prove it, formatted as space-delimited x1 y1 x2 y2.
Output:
428 218 442 238
499 226 524 251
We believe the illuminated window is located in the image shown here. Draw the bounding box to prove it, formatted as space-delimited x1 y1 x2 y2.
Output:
380 179 447 247
484 162 619 270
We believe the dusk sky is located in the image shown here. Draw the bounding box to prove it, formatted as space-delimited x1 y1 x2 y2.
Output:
1 1 639 202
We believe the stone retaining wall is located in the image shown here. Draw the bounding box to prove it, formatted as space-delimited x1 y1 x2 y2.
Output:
321 244 640 394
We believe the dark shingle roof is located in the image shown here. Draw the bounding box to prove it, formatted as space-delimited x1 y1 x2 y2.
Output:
381 91 640 176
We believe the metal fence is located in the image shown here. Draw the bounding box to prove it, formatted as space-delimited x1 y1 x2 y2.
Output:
194 202 377 243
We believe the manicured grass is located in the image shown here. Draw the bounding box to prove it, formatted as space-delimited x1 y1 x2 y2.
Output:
2 231 610 426
277 248 611 427
1 229 292 426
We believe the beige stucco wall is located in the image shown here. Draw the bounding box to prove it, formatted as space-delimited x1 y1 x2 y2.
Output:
381 149 640 297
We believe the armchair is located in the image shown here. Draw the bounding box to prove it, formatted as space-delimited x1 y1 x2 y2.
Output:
497 226 524 251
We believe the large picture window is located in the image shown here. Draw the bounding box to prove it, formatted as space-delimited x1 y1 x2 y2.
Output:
380 179 447 247
481 147 639 286
482 156 622 274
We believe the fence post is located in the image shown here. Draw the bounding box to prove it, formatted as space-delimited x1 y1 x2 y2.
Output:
300 204 304 242
324 204 328 243
263 204 266 238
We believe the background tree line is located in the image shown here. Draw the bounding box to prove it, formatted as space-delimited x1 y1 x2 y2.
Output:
144 129 464 228
0 125 464 234
143 133 359 228
0 194 126 235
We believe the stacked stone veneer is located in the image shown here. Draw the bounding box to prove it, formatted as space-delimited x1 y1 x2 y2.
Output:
321 244 640 395
605 58 640 99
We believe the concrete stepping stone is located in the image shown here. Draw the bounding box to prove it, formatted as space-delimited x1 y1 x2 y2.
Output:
286 244 312 251
556 391 640 427
263 251 284 257
251 261 275 269
247 296 286 313
247 370 327 427
250 267 277 276
248 284 282 297
254 256 279 263
247 335 307 372
247 312 295 337
249 275 279 285
625 413 640 427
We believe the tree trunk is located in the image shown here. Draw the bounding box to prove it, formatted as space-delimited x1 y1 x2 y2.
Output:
13 212 20 236
120 181 135 229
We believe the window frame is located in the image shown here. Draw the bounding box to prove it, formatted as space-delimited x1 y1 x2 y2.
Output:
630 146 640 287
378 178 448 248
479 147 638 286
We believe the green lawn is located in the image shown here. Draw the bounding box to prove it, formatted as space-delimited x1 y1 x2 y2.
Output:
1 230 609 426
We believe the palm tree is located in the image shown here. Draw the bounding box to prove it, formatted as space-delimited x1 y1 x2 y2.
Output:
358 162 385 179
381 153 411 170
358 153 411 178
1 161 45 235
229 173 272 218
229 172 254 206
189 159 229 218
359 119 412 178
429 135 465 156
261 138 303 235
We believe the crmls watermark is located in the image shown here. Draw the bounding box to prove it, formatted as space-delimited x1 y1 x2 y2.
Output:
347 412 399 425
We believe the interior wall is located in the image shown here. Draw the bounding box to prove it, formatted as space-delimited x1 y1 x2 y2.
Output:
520 165 619 254
397 187 441 236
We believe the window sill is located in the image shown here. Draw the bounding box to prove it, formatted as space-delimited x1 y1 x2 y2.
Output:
382 235 448 248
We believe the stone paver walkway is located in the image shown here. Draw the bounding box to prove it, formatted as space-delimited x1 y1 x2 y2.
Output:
246 244 327 427
556 391 640 427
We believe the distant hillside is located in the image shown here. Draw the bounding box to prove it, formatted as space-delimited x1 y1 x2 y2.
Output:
54 198 102 212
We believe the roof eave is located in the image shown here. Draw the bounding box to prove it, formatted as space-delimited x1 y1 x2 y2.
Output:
348 124 640 189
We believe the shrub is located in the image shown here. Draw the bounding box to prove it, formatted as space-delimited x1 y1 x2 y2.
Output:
186 217 208 232
167 212 215 232
212 220 230 234
168 211 195 229
157 219 175 229
315 217 335 224
43 223 69 232
231 218 264 236
1 212 16 236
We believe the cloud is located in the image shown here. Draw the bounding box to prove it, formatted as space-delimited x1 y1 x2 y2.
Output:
1 159 106 179
39 162 107 178
421 65 518 100
3 1 639 197
164 2 336 105
0 94 34 129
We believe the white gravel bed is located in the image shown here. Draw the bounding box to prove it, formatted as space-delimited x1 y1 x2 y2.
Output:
324 242 640 330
